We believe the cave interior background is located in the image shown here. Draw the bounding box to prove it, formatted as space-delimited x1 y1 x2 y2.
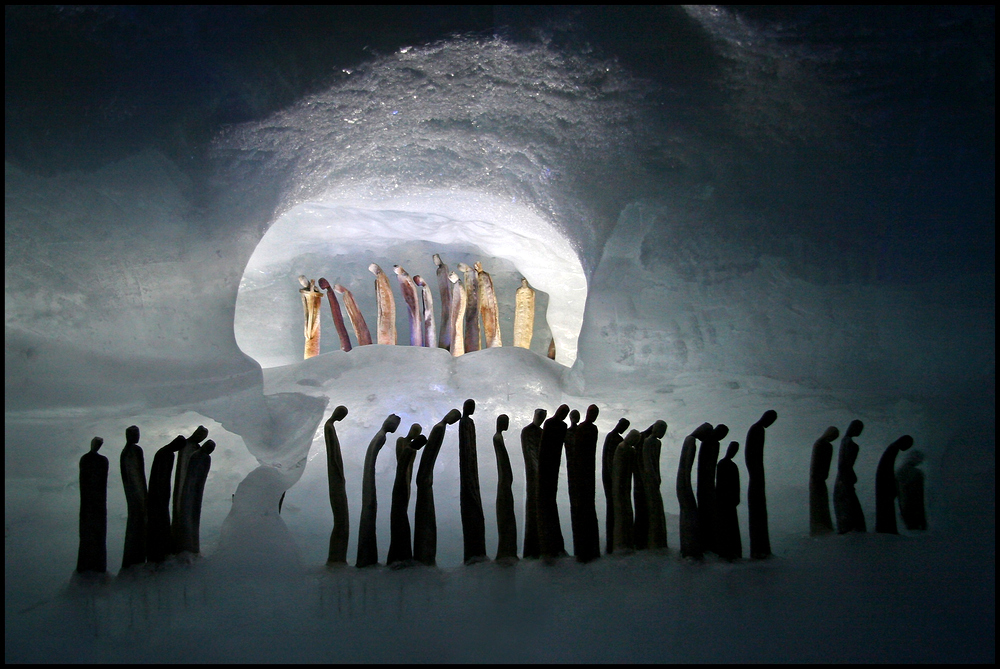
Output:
4 6 994 662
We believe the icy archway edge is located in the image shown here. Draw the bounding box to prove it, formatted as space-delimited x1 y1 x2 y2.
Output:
242 190 588 366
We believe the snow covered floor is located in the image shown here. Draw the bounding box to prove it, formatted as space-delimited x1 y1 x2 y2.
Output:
5 346 994 661
6 529 992 662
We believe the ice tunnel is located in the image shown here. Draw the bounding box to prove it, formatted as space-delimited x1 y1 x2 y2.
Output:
235 191 587 367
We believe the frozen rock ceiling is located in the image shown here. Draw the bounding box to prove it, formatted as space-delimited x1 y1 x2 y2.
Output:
4 6 994 663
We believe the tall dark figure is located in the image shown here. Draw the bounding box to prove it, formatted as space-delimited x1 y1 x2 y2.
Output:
147 435 184 563
745 410 777 559
809 426 840 536
178 440 214 554
642 421 669 550
632 423 650 550
538 404 570 559
834 420 866 534
171 425 208 553
119 425 148 570
896 450 927 531
77 437 109 574
520 408 546 559
715 441 742 560
612 430 640 553
678 423 713 559
324 406 350 565
566 405 601 562
459 399 488 563
875 435 914 534
388 424 426 566
414 409 461 566
601 418 630 554
697 423 729 554
356 414 401 568
493 415 519 562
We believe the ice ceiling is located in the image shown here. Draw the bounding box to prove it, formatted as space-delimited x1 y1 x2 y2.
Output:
4 6 993 663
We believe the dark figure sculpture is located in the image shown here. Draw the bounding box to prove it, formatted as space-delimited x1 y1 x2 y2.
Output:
520 408 546 559
493 415 519 563
601 418 630 554
459 399 488 563
809 426 840 536
538 404 570 559
697 423 729 554
172 425 208 553
147 435 184 563
356 414 401 568
388 424 427 566
120 425 148 570
77 437 109 574
612 430 641 553
414 409 461 566
834 419 866 534
896 450 927 531
745 410 777 559
641 420 669 550
566 405 602 562
177 440 215 554
715 441 742 560
875 435 914 534
678 423 713 559
632 424 650 551
324 406 350 565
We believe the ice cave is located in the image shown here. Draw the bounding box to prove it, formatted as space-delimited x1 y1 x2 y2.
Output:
5 6 994 663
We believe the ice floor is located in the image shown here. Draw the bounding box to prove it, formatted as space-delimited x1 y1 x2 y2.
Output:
5 347 994 662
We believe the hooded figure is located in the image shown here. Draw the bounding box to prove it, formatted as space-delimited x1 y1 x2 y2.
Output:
120 425 148 570
414 409 462 566
715 441 742 560
77 437 109 574
601 418 630 555
875 435 914 534
356 414 401 567
538 404 570 559
809 426 840 536
834 420 866 534
520 408 547 559
459 400 487 563
745 410 777 559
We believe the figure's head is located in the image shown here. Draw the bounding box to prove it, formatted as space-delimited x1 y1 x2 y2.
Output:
406 423 423 439
383 414 401 433
463 399 476 416
318 277 331 291
331 406 349 422
821 426 840 442
190 426 209 444
554 404 570 421
759 410 778 428
168 435 186 452
496 414 509 433
892 435 914 452
725 441 740 459
846 419 864 438
569 409 580 426
442 409 462 425
585 405 599 424
615 418 630 434
623 430 642 447
368 263 382 275
413 275 426 287
651 420 667 439
411 434 428 450
298 275 309 288
712 423 730 440
692 422 714 440
533 408 547 426
457 262 471 272
90 436 104 453
201 439 216 455
433 254 444 268
125 425 140 444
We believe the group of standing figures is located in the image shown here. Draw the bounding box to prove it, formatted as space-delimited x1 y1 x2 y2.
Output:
76 426 215 575
810 420 927 537
297 254 547 360
321 402 923 570
77 407 927 574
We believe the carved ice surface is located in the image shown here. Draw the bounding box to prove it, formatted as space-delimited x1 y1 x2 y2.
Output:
4 9 993 663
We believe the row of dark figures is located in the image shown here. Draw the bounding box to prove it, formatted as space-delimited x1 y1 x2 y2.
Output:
76 426 214 574
76 404 926 574
325 402 926 569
